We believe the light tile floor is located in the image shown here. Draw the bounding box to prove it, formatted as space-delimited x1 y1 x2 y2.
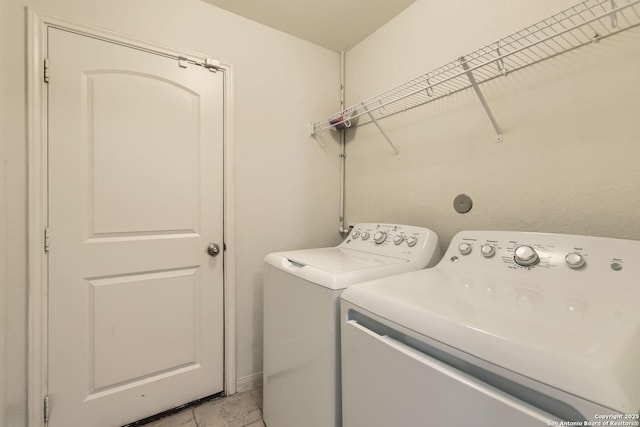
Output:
144 387 265 427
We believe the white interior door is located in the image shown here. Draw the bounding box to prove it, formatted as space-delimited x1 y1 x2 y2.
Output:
47 27 224 427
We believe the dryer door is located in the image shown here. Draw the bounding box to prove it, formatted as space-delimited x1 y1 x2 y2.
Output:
341 320 560 427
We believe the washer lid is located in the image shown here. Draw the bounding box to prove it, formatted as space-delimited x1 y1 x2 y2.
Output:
341 268 640 413
264 248 409 290
286 247 406 273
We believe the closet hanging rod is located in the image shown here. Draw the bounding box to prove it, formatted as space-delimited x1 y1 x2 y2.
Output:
311 0 640 135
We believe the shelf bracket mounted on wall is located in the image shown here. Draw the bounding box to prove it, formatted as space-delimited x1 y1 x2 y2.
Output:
362 104 400 157
459 56 503 143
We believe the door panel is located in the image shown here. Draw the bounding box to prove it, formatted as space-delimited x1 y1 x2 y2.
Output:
47 27 224 427
90 268 198 390
87 71 200 236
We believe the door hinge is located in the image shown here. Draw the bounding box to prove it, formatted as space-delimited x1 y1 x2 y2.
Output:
44 227 51 253
44 395 50 423
44 58 50 83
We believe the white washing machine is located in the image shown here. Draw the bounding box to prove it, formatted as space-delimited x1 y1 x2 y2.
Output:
263 223 441 427
341 231 640 427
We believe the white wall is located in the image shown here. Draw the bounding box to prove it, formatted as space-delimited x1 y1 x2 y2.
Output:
344 0 640 250
0 0 341 425
0 0 10 422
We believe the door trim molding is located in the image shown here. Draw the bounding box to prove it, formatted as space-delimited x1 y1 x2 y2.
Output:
26 9 236 426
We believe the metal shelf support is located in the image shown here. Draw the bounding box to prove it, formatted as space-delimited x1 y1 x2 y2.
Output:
459 56 503 143
362 104 400 157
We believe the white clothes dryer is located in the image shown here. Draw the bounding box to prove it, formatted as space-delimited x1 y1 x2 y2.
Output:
341 231 640 427
262 223 441 427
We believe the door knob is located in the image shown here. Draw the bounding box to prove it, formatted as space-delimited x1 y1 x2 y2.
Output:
207 243 221 257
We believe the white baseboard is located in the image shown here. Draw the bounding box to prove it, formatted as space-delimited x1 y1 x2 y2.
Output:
236 371 263 393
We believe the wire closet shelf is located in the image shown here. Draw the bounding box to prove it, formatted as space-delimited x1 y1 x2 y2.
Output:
311 0 640 136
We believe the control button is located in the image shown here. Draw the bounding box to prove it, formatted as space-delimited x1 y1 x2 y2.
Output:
393 235 404 245
480 245 495 258
361 231 370 240
565 253 585 269
514 245 539 266
351 230 360 239
458 242 472 255
406 236 418 247
611 262 623 271
373 231 387 244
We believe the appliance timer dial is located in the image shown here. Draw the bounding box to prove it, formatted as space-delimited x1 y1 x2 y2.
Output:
374 231 387 244
514 245 539 266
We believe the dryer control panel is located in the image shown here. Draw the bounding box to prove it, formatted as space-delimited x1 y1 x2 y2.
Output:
341 223 441 268
445 230 639 277
440 230 640 327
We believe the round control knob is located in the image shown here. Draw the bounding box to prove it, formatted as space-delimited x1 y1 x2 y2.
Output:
351 230 360 239
514 245 540 266
458 242 472 255
406 236 418 247
373 231 387 244
361 231 370 240
393 235 404 245
480 244 495 258
565 252 585 269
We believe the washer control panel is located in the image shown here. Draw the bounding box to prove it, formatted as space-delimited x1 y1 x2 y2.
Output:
341 223 441 266
447 230 639 275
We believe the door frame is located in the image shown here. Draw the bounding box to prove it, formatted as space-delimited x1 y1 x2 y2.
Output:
26 9 237 426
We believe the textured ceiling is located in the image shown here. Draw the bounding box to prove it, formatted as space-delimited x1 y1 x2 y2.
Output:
201 0 417 51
